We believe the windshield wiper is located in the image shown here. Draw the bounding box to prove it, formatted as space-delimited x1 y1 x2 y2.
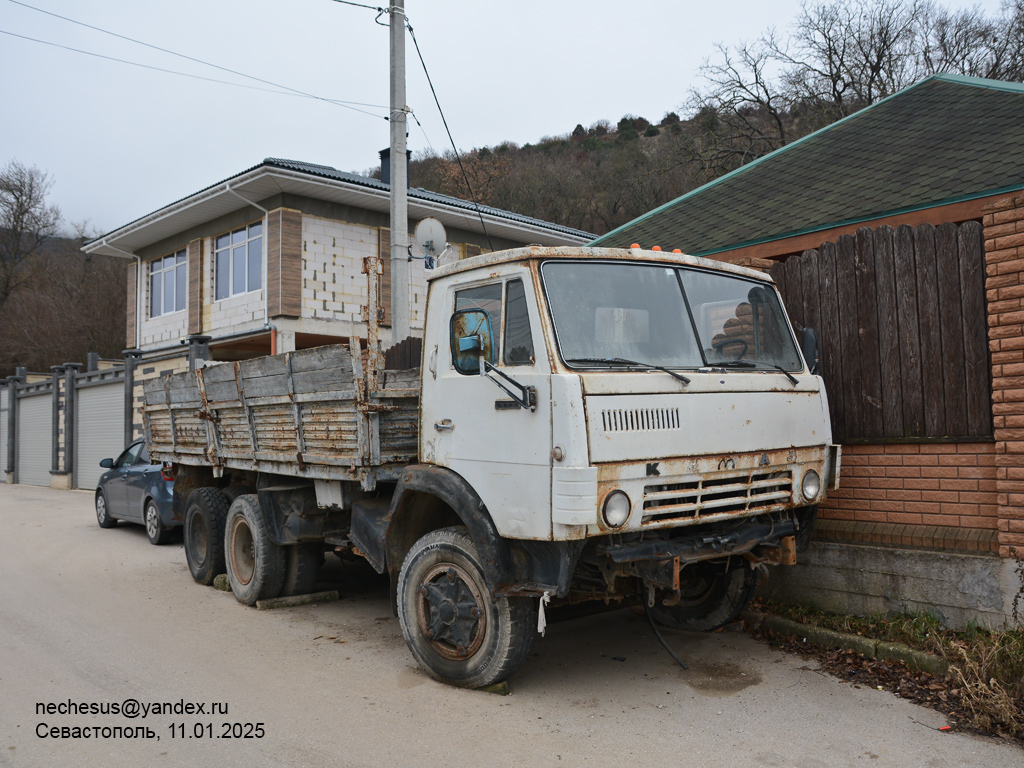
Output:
565 358 690 386
713 360 799 385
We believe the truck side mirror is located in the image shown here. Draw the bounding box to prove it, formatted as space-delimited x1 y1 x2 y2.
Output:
450 309 495 375
801 328 820 375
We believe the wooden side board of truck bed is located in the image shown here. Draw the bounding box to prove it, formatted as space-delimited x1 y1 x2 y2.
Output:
142 341 420 485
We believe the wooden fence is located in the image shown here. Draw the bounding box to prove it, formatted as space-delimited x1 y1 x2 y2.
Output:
770 222 991 444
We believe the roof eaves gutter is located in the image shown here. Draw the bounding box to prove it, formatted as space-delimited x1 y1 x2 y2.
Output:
85 164 590 259
82 165 276 257
259 167 591 244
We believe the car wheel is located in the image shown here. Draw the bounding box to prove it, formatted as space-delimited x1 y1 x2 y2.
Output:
95 491 117 529
397 526 534 688
145 499 173 545
225 494 286 606
183 488 229 585
648 560 755 632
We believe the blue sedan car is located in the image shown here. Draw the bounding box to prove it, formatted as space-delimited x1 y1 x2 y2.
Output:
94 439 177 545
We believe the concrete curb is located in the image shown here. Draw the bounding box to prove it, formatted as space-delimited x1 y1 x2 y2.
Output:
742 610 949 676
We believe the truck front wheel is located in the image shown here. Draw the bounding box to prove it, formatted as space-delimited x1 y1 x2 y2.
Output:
184 488 229 585
648 560 755 632
397 527 534 688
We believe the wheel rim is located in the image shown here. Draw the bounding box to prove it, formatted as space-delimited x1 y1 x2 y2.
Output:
189 512 208 568
96 495 106 523
416 563 486 661
146 504 159 539
229 516 256 586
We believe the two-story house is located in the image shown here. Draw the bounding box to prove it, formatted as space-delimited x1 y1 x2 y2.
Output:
82 156 592 441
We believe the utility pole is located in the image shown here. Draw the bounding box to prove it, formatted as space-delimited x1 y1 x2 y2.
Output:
389 0 410 343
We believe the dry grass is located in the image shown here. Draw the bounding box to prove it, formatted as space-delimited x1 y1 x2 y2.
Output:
759 562 1024 741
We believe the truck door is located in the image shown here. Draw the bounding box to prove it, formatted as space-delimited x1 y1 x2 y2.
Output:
421 270 553 541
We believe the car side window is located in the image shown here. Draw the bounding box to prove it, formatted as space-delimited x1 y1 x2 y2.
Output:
116 443 142 469
137 444 150 465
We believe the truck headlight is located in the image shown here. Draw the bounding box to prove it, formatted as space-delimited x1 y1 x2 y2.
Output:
602 491 631 528
801 470 821 501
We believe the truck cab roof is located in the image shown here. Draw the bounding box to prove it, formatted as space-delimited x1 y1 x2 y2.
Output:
428 245 776 284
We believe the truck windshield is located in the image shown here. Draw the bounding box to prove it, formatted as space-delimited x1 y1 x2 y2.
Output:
541 261 803 372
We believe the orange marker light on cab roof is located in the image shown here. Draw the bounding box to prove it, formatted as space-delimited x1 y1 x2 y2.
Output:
630 243 640 249
673 249 682 253
652 246 662 251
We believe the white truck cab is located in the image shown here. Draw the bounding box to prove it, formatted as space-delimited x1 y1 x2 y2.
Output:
421 246 837 542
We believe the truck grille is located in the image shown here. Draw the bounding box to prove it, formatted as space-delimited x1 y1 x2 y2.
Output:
641 469 792 524
601 407 679 432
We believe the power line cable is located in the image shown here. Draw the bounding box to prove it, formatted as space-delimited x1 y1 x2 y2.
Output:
7 0 389 117
406 19 494 251
0 28 298 95
328 0 383 10
0 28 387 117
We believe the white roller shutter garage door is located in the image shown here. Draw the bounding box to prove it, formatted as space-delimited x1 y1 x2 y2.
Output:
16 394 52 486
0 389 8 474
76 382 126 490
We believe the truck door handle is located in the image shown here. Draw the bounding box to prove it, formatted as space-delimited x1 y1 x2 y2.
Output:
434 419 454 431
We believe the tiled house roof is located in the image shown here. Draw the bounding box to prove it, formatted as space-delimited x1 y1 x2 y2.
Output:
590 74 1024 255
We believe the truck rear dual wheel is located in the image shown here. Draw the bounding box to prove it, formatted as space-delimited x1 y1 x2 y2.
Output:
282 544 322 597
648 560 756 632
225 494 286 606
397 526 534 689
184 488 230 585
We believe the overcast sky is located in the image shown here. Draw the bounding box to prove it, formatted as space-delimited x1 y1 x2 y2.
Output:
0 0 1008 234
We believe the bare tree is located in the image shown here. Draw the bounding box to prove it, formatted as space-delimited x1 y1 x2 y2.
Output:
0 160 61 309
0 223 126 376
920 0 1024 81
684 0 1021 175
686 35 796 176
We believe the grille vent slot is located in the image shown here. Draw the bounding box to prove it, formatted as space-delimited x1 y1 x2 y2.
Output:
642 469 792 524
601 407 679 432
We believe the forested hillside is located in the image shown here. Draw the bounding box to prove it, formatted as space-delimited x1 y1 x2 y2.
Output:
403 0 1024 237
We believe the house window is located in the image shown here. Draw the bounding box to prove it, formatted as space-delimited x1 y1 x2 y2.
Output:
215 222 263 301
149 250 187 318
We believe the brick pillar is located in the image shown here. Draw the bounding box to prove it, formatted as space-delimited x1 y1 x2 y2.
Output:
983 193 1024 558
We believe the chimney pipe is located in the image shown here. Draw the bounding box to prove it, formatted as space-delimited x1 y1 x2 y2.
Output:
379 148 412 188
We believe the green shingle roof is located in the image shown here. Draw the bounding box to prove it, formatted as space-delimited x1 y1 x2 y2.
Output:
590 74 1024 255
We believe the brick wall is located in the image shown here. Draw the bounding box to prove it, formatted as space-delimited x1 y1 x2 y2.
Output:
301 216 374 325
130 356 190 441
301 216 430 330
818 443 999 552
984 193 1024 558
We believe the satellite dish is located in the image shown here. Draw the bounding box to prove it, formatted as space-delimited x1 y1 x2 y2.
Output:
414 217 447 269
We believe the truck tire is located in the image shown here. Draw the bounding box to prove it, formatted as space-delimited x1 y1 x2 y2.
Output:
95 491 117 529
281 544 322 597
397 526 534 688
184 488 229 585
225 494 286 606
648 560 755 632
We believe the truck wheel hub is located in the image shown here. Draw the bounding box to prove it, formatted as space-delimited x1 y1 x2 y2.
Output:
417 564 486 660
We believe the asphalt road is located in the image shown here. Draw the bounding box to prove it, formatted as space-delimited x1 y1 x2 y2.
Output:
0 483 1020 768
